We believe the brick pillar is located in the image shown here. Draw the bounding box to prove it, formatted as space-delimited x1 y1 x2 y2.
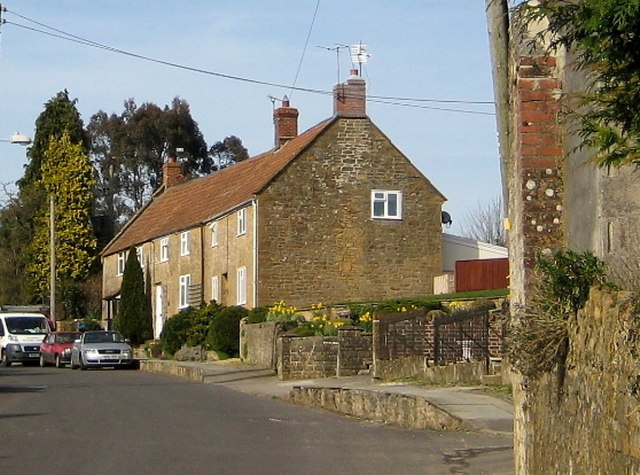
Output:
509 54 565 304
508 50 566 475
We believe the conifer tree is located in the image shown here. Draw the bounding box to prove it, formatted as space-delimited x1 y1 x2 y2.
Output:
26 132 97 303
114 247 152 345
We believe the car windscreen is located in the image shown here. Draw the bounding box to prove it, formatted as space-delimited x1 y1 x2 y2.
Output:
56 333 78 343
83 332 125 343
5 317 49 335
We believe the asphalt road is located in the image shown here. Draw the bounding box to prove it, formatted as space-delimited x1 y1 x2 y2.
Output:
0 366 514 474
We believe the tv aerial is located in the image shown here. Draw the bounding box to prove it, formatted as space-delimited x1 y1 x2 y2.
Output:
350 42 371 76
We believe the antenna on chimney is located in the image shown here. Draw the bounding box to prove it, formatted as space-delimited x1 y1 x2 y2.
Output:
350 42 371 76
318 44 349 84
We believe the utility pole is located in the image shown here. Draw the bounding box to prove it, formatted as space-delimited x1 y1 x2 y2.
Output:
485 0 511 216
50 195 56 327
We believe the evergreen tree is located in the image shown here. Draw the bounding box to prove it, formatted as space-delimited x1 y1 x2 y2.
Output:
26 132 97 303
21 90 87 189
114 247 152 345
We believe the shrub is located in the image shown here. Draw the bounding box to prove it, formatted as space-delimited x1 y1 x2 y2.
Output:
160 307 196 355
509 250 615 379
247 306 269 324
206 305 248 356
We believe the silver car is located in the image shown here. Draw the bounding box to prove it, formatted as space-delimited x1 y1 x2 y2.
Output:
70 331 135 370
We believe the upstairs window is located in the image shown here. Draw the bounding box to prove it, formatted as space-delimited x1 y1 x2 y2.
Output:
117 251 126 276
237 208 247 236
180 231 190 256
136 246 144 268
371 190 402 220
210 222 218 247
160 237 169 262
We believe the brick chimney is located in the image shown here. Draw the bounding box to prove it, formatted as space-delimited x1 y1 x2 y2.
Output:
333 69 366 118
273 96 299 148
163 155 183 188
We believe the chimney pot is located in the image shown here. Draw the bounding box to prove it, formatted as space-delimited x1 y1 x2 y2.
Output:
333 73 366 118
273 98 299 148
163 155 183 188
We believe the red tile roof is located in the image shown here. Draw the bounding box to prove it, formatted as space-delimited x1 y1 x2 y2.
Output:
101 118 335 257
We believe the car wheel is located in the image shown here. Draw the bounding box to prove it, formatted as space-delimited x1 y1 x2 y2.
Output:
55 354 63 368
1 351 11 367
79 355 87 371
40 354 46 368
70 355 78 370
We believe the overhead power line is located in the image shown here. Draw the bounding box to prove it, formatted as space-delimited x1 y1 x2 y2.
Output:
2 7 495 116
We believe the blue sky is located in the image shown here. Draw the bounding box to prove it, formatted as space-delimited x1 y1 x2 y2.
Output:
0 1 500 235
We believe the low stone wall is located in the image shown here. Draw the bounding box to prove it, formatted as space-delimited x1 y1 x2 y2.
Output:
374 356 496 384
288 386 467 432
239 319 281 368
140 360 205 383
278 335 339 380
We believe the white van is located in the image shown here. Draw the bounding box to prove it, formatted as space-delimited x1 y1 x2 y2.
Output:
0 313 50 366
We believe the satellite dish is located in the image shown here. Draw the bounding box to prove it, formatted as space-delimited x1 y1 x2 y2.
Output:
441 211 453 227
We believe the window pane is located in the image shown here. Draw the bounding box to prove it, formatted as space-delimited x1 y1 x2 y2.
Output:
388 193 398 216
373 200 385 217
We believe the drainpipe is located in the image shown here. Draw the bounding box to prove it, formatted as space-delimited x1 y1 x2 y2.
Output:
252 198 258 308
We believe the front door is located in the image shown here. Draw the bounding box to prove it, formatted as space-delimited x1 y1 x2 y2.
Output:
154 284 164 340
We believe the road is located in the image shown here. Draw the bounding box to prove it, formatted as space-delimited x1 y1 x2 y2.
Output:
0 366 513 474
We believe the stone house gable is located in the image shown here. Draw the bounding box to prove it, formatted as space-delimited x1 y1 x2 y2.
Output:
256 117 445 307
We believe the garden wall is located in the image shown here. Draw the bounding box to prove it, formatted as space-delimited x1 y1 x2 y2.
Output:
276 327 372 381
522 288 640 473
239 319 281 368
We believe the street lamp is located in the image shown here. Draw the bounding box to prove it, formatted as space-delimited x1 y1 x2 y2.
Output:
0 131 32 145
1 133 56 325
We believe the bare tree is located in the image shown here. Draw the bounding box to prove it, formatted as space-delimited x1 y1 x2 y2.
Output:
461 196 506 246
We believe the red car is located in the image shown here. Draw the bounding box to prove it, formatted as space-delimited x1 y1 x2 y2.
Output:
39 331 81 368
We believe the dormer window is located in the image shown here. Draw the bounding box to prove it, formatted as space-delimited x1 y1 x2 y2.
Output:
371 190 402 220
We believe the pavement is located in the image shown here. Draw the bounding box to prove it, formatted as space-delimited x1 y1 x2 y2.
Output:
139 358 514 435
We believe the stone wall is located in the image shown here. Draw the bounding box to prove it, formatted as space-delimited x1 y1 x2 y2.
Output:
278 335 339 380
276 327 372 381
239 319 281 368
522 288 640 473
337 326 372 376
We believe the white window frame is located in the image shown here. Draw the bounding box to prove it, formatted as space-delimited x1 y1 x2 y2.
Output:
236 266 247 305
371 190 403 220
211 275 220 303
179 274 191 309
180 231 190 256
237 208 247 236
210 221 218 247
160 237 169 262
117 251 126 276
136 246 144 268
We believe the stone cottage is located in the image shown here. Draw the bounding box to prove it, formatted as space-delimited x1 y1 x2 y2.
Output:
101 71 445 337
